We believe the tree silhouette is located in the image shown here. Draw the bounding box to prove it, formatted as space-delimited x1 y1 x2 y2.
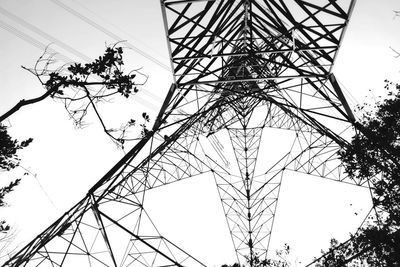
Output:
0 44 145 237
1 44 148 146
221 244 292 267
314 81 400 266
0 123 32 234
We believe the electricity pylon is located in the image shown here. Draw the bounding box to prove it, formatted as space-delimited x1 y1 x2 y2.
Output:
4 1 365 266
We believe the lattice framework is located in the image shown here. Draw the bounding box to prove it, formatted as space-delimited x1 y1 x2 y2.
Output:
4 1 371 266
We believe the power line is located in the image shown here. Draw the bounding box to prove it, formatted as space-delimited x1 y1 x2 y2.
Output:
0 15 157 213
0 19 74 63
49 0 167 102
50 0 170 72
70 0 170 65
0 17 158 111
0 6 92 63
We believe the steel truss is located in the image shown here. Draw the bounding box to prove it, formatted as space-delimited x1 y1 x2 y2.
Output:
4 0 367 266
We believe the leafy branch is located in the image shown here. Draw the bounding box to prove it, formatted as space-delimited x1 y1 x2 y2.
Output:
0 44 149 147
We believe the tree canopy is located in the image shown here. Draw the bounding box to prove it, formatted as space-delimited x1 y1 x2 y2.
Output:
1 44 148 146
0 124 32 233
221 244 292 267
0 44 144 236
314 81 400 266
0 124 32 172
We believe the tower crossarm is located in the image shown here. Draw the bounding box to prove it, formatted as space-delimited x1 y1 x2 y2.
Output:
161 0 356 86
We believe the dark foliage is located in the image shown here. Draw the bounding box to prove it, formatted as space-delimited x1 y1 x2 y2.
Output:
316 81 400 266
222 244 291 267
1 44 148 146
221 263 242 267
0 124 31 234
0 221 11 233
0 124 32 171
0 44 144 234
0 179 21 208
45 46 138 99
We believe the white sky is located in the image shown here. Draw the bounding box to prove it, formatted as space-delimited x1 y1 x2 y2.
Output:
0 0 400 266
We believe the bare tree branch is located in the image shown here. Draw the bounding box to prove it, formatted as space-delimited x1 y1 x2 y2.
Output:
0 87 57 123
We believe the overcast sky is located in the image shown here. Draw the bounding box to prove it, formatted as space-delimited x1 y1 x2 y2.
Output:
0 0 400 266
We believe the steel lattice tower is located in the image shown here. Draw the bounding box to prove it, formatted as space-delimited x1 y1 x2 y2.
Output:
4 1 367 266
